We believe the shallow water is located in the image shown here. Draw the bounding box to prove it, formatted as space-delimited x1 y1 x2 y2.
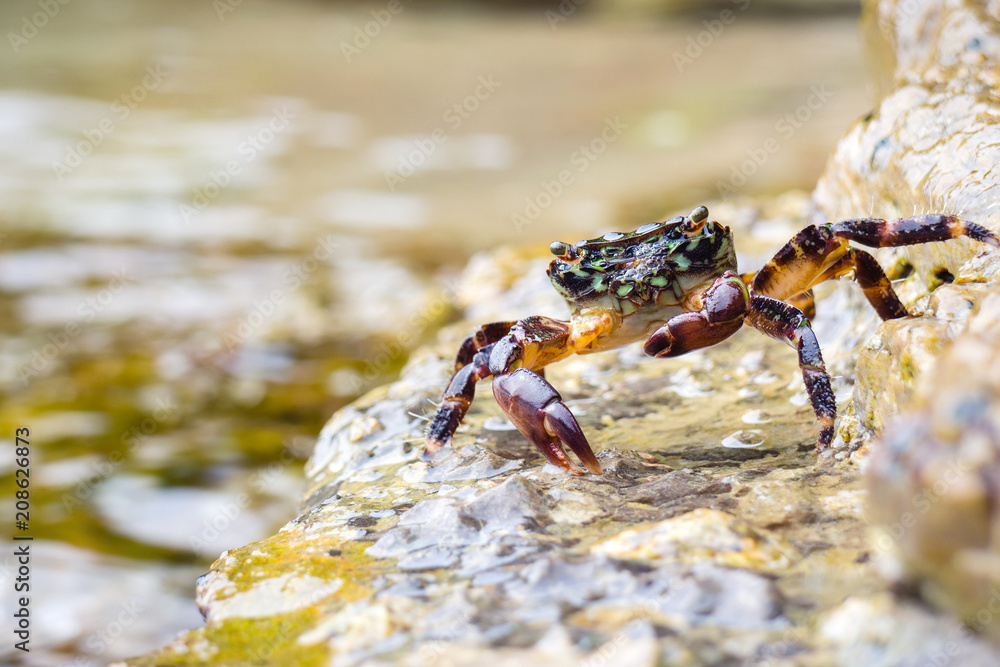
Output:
0 0 865 663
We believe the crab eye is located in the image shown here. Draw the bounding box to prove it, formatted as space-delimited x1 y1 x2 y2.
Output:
550 241 568 256
680 205 709 236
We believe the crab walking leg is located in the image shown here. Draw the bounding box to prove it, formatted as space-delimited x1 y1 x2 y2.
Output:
424 344 497 457
427 320 519 455
751 223 864 302
488 316 601 475
452 320 518 372
783 247 908 320
744 294 836 452
786 289 816 320
752 230 898 319
644 271 747 358
829 214 1000 249
829 214 998 317
744 270 816 320
753 215 1000 310
844 248 908 320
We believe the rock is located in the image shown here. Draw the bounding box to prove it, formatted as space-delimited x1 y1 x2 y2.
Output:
123 197 943 667
867 287 1000 644
592 508 796 572
817 0 1000 283
200 573 344 623
846 281 988 453
848 315 951 447
809 0 1000 648
365 476 552 573
821 594 1000 667
815 0 1000 454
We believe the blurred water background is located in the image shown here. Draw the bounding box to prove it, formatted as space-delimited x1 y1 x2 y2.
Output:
0 0 867 663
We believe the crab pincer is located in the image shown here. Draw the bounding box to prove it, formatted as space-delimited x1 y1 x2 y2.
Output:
492 368 602 476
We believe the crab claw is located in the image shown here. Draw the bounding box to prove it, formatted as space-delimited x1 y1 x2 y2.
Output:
492 368 602 475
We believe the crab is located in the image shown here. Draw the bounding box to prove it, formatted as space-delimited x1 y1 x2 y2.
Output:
424 206 1000 475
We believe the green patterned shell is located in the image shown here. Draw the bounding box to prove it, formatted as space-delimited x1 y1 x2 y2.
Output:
546 212 737 317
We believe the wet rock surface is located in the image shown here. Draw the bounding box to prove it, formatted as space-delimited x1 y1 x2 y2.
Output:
123 194 1000 666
